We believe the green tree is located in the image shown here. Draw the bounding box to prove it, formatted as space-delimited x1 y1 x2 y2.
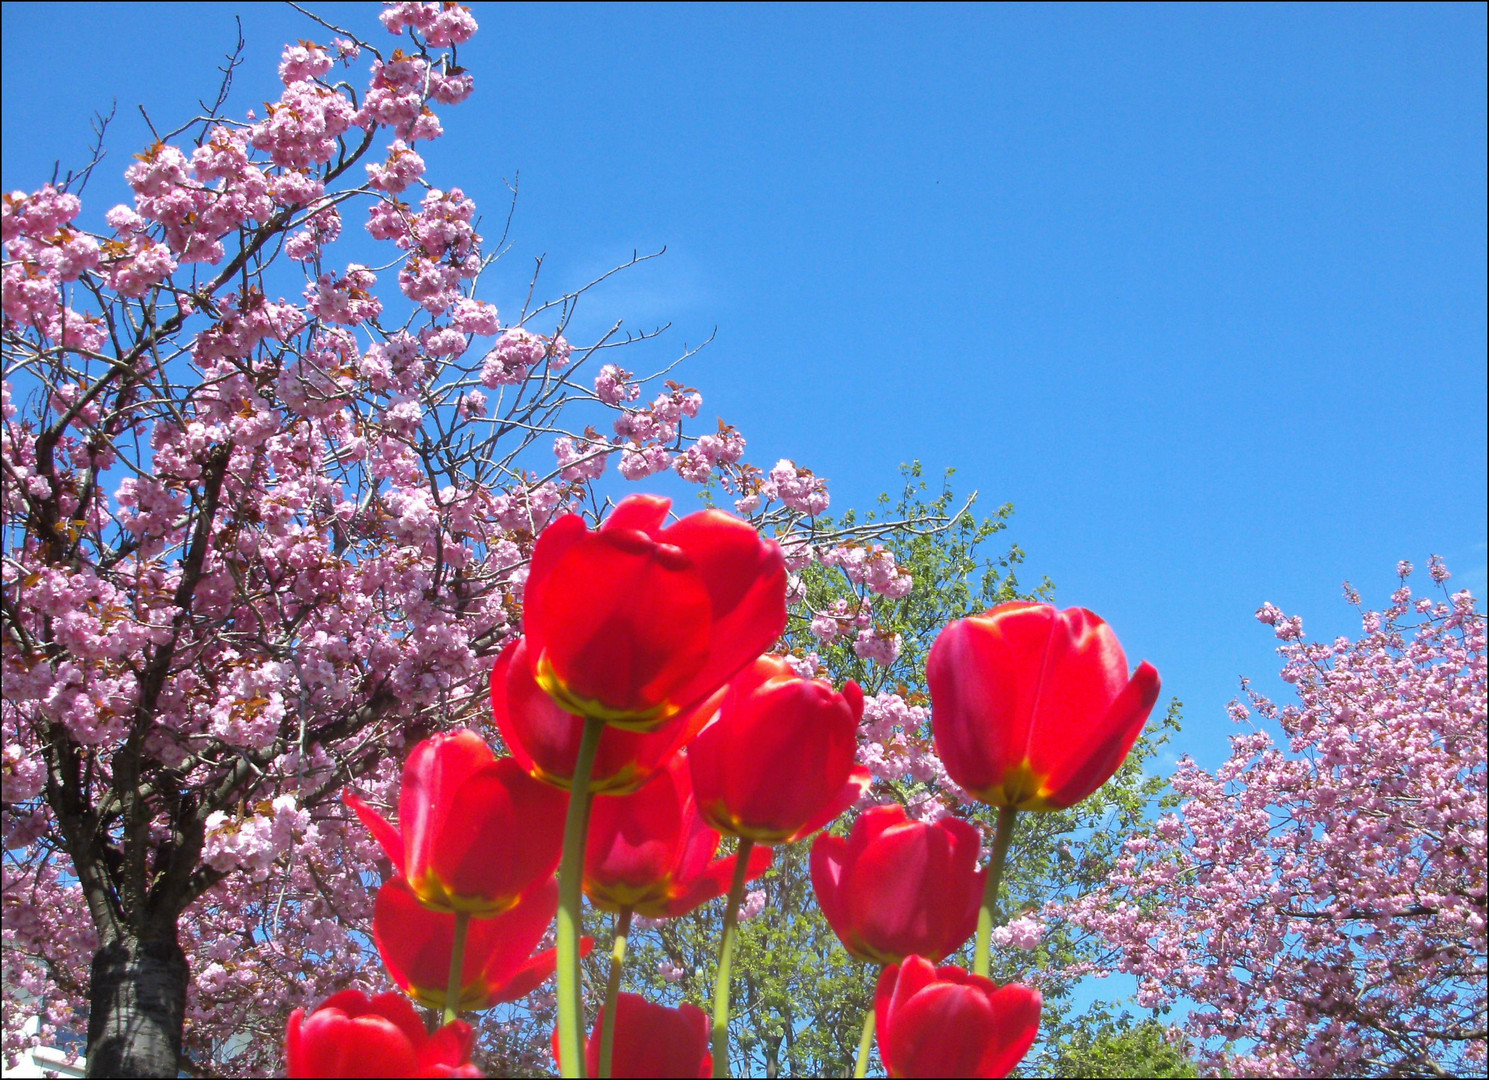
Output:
1046 1016 1200 1079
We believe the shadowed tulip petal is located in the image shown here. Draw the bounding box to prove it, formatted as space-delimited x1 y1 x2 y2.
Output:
584 754 773 919
656 510 789 712
374 877 578 1012
552 993 712 1078
492 638 713 795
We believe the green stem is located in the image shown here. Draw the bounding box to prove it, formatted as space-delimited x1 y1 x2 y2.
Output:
557 716 605 1078
711 838 755 1079
598 907 632 1079
442 910 471 1026
974 806 1019 978
853 997 877 1079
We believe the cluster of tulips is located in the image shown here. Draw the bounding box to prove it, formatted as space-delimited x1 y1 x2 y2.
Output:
284 495 1160 1078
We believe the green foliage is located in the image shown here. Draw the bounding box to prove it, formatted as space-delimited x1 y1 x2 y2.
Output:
784 461 1054 695
1041 1016 1200 1078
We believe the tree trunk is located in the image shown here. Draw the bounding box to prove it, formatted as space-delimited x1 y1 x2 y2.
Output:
85 932 187 1078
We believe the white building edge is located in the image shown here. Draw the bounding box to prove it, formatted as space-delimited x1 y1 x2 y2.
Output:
1 1016 85 1079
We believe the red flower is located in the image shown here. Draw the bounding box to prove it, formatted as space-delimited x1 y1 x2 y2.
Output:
584 754 773 918
929 602 1161 811
522 494 786 731
285 989 481 1078
875 957 1041 1079
689 655 873 845
345 731 566 915
373 877 591 1011
491 637 717 795
811 804 984 965
552 993 712 1078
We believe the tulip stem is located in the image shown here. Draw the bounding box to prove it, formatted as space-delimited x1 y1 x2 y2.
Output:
557 715 605 1079
441 910 471 1026
974 806 1019 978
853 999 876 1079
598 907 632 1079
711 838 754 1079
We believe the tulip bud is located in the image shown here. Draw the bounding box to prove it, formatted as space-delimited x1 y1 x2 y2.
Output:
689 655 873 845
811 804 984 965
553 993 712 1078
929 602 1160 811
345 731 566 915
285 989 481 1077
875 957 1040 1078
521 495 786 730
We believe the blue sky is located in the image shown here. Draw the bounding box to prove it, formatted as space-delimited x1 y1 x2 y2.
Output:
3 1 1485 779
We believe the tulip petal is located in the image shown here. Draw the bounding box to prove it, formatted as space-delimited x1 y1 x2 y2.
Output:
692 668 864 844
786 766 873 843
659 509 788 713
418 1020 476 1074
942 817 988 953
524 512 589 608
1020 609 1133 791
497 637 703 794
1041 660 1161 809
582 994 713 1078
884 982 999 1078
526 526 713 725
671 782 725 887
844 804 909 863
427 758 566 914
600 494 671 536
494 936 593 1005
660 844 773 919
980 984 1043 1078
586 760 695 910
846 821 941 963
374 877 559 1010
809 832 856 954
928 609 1045 801
294 1007 422 1079
470 876 562 991
344 793 406 876
401 732 496 884
875 957 938 1044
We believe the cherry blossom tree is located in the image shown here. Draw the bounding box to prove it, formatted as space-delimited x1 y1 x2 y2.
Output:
1062 558 1487 1078
0 5 928 1075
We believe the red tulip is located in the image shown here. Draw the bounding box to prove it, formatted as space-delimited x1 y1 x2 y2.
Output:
584 754 773 918
522 494 786 731
929 602 1161 811
491 637 717 795
689 655 873 845
811 804 984 965
345 731 566 915
285 989 481 1078
552 993 712 1078
374 877 592 1011
875 957 1041 1079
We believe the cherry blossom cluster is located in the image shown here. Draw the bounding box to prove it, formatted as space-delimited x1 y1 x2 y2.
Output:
1059 564 1486 1078
0 4 930 1074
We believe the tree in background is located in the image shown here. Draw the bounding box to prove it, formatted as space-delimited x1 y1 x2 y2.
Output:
0 6 922 1074
1064 559 1487 1078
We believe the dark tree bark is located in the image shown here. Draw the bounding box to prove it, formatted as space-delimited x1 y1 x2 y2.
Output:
85 934 189 1079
